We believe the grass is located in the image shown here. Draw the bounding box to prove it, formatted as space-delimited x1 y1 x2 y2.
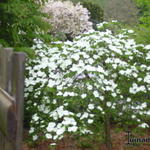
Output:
69 0 138 24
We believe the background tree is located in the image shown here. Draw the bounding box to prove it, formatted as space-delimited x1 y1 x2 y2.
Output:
0 0 51 54
42 0 93 41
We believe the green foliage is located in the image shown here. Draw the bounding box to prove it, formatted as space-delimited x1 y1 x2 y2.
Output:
135 0 150 27
135 0 150 17
0 0 51 53
134 26 150 45
81 0 104 26
134 0 150 44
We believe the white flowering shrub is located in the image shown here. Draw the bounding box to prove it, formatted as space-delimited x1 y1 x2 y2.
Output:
25 21 150 146
42 0 93 40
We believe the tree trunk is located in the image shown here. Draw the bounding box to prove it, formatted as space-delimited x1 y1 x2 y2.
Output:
104 112 112 150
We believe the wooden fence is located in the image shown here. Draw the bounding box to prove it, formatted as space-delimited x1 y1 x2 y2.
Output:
0 46 26 150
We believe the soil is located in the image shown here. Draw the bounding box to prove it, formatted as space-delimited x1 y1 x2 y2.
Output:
22 130 150 150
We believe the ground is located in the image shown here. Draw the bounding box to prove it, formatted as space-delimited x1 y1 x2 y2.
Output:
22 129 150 150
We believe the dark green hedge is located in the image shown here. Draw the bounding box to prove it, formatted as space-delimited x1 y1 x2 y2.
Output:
81 1 104 28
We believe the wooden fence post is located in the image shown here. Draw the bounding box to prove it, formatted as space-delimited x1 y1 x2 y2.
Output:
11 52 26 150
0 47 26 150
0 48 15 150
0 48 13 93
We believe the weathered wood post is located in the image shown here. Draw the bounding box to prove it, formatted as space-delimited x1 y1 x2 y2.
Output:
0 47 26 150
12 52 26 150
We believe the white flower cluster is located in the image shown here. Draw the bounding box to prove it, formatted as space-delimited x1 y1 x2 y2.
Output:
42 0 93 39
25 21 150 143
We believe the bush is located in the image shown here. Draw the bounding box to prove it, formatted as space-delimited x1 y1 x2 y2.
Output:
134 0 150 45
42 0 93 41
81 0 104 28
25 21 150 148
135 0 150 18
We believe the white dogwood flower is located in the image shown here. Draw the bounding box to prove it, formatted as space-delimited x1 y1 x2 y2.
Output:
93 91 99 98
106 102 112 107
88 104 94 110
139 123 149 128
81 94 87 99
